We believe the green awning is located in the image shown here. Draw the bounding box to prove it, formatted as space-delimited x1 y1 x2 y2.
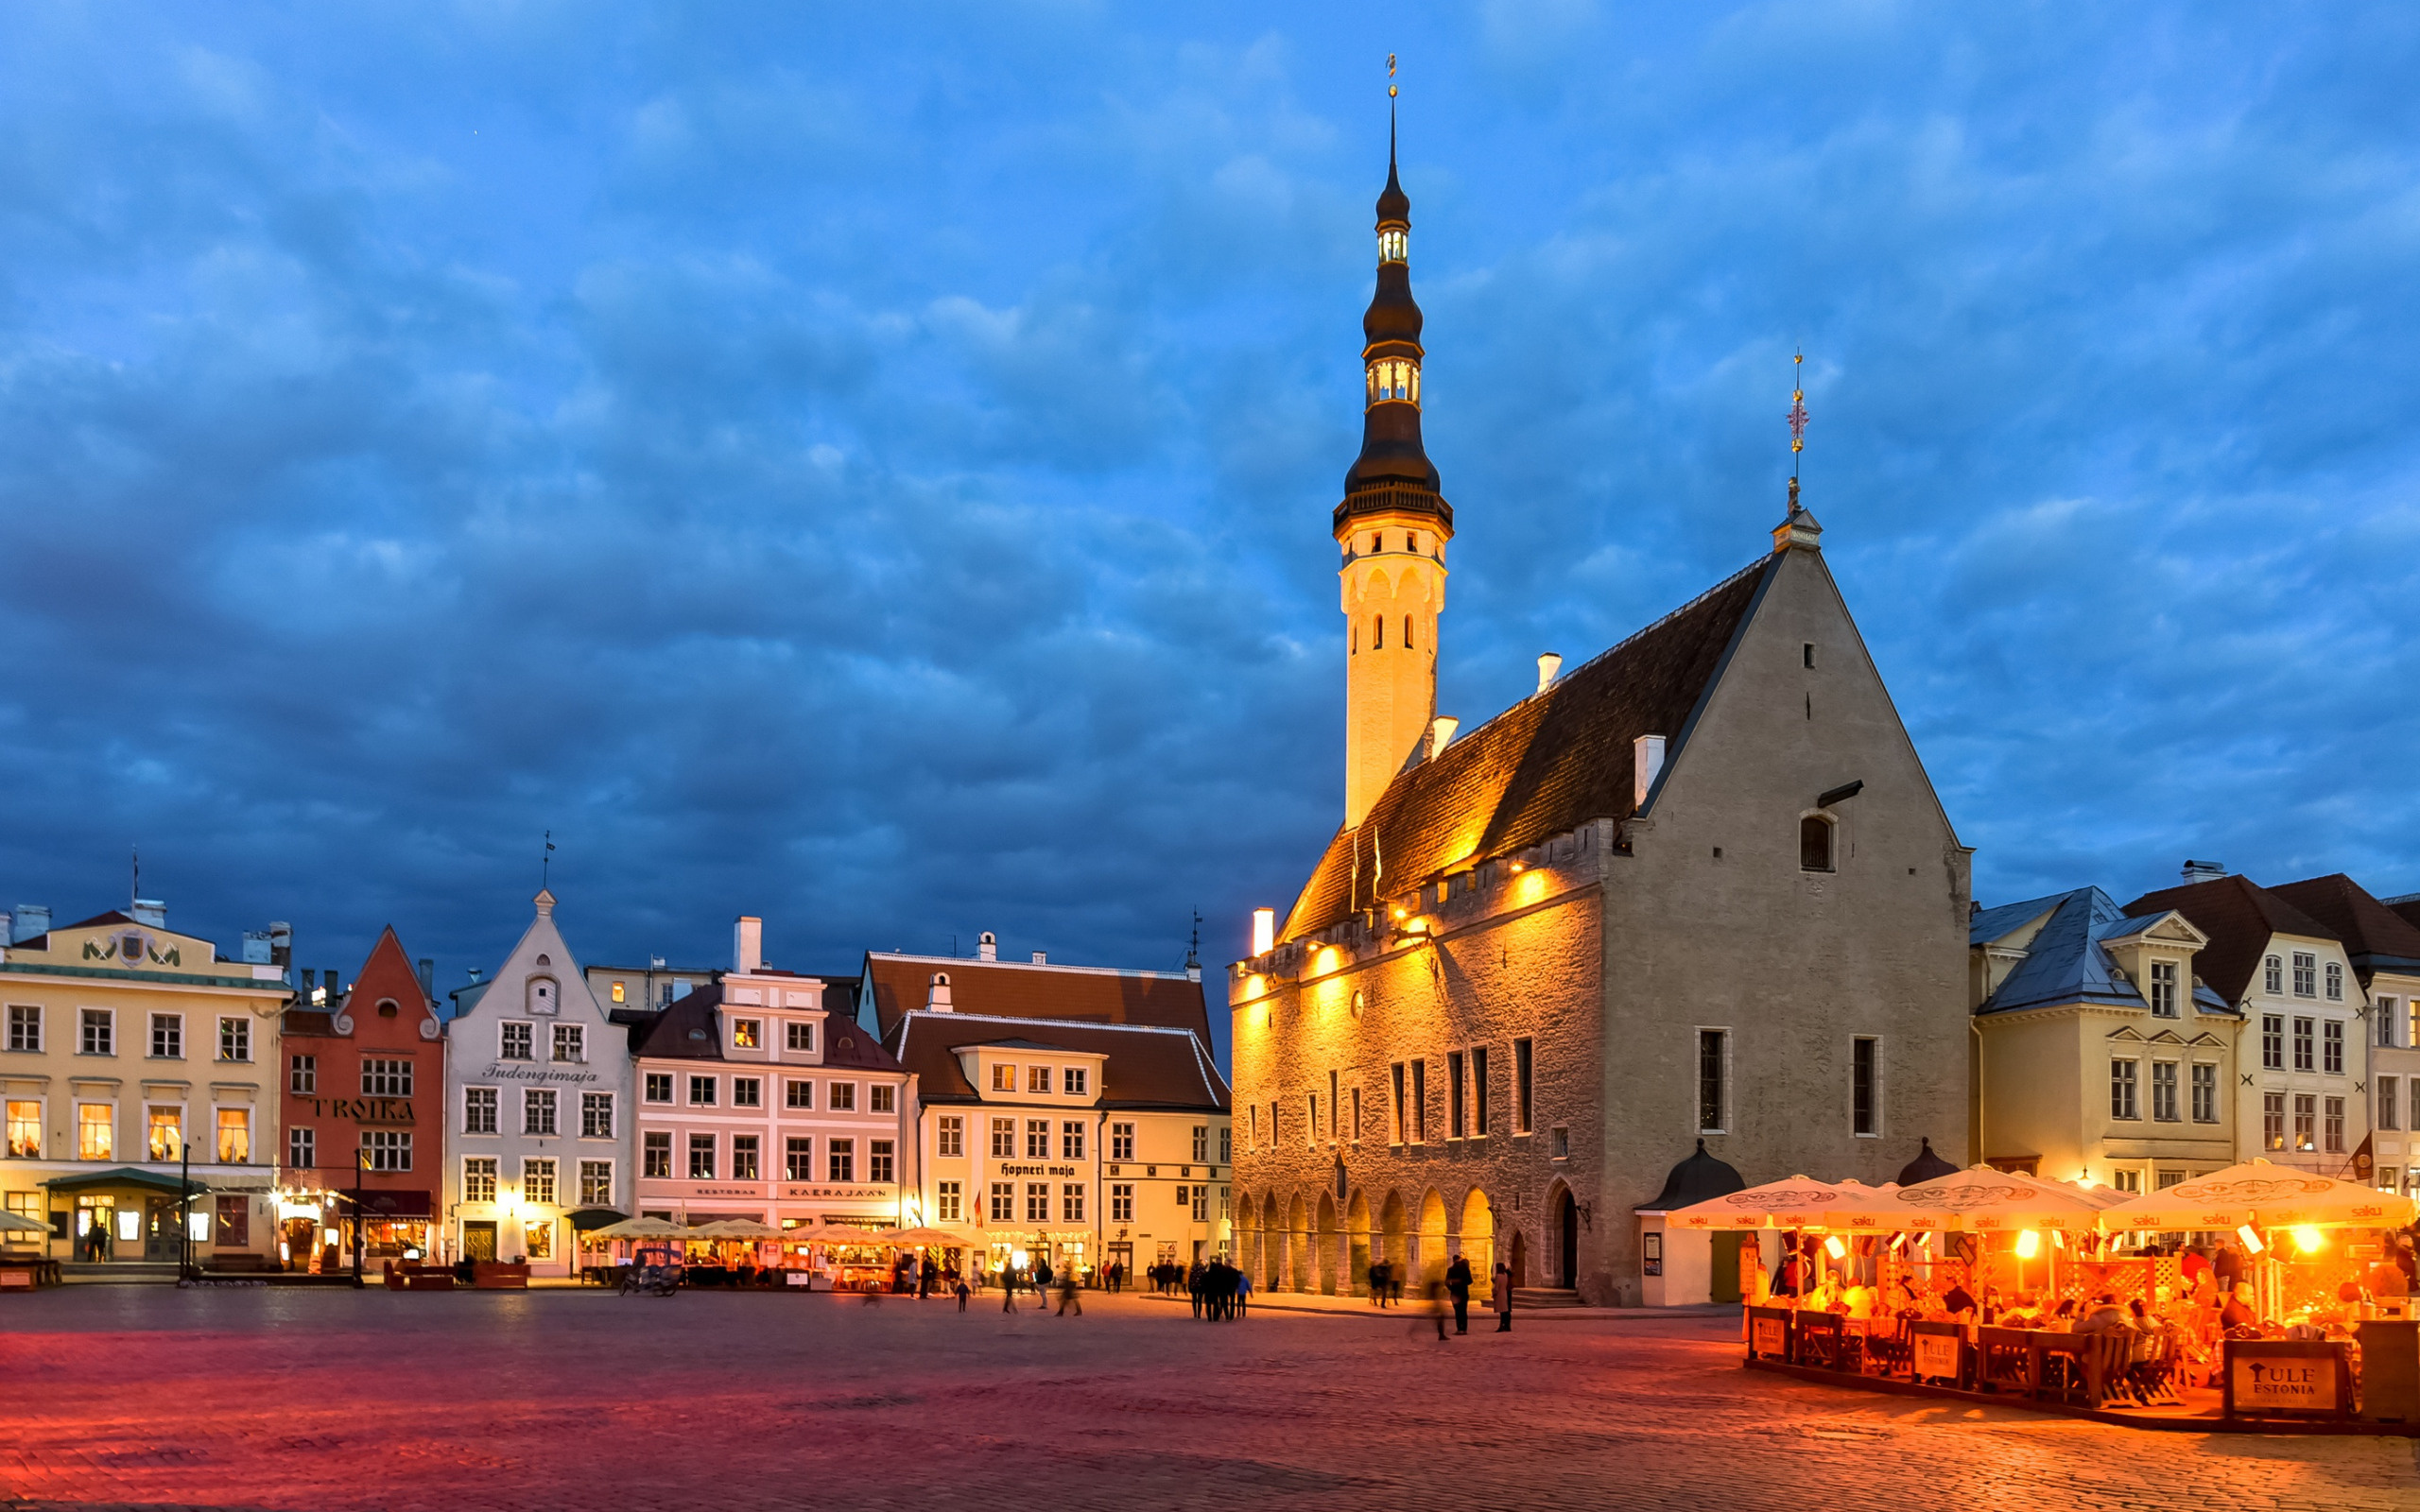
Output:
567 1207 630 1232
39 1167 206 1196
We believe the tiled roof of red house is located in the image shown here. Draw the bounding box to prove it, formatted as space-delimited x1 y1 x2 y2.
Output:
887 1011 1228 1111
859 953 1209 1048
2268 874 2420 976
2120 874 2339 1005
1282 554 1774 939
627 983 903 1072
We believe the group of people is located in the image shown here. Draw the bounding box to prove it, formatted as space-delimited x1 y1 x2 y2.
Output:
1184 1257 1249 1319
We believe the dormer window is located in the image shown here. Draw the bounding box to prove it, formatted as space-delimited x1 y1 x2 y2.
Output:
732 1019 761 1049
1379 227 1408 263
1365 358 1420 405
991 1063 1015 1092
2148 960 2179 1018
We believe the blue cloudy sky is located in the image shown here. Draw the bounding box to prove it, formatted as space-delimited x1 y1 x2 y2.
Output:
6 3 2418 1024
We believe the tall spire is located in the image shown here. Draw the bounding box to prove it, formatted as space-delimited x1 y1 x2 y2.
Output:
1338 66 1447 535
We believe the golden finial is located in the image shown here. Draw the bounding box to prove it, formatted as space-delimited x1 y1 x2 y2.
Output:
1786 350 1808 512
1389 53 1398 97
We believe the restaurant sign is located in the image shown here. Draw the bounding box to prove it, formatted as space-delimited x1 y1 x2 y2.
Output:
2229 1354 2340 1415
1749 1314 1787 1359
1912 1332 1962 1381
782 1186 889 1200
302 1097 414 1125
996 1164 1080 1177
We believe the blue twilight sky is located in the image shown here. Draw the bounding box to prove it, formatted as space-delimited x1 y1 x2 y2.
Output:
6 5 2419 1050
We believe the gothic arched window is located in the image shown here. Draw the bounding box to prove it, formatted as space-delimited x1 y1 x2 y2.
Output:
1374 615 1385 650
1403 615 1413 649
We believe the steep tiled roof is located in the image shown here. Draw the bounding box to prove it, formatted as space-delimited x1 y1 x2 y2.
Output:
859 954 1209 1048
2121 875 2338 1005
2268 875 2420 976
1282 555 1777 939
2390 895 2420 935
626 985 726 1060
888 1011 1229 1111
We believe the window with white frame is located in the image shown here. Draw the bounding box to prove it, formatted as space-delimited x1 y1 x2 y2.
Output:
786 1021 814 1053
217 1017 251 1062
2264 1092 2286 1150
2383 1077 2404 1132
785 1137 811 1180
580 1091 613 1138
500 1022 533 1060
1698 1029 1728 1133
553 1023 584 1063
645 1073 672 1103
732 1135 759 1180
731 1019 760 1049
2325 962 2343 1002
991 1064 1015 1092
2294 1094 2317 1151
868 1140 893 1183
1025 1120 1048 1160
2293 1017 2315 1073
2293 952 2317 997
523 1088 558 1136
829 1139 855 1182
2152 1061 2179 1122
1111 1122 1134 1161
7 1004 40 1053
2325 1021 2344 1075
2265 955 2284 994
1027 1065 1052 1094
2110 1058 2139 1121
2380 999 2402 1049
829 1083 856 1112
2148 961 2179 1018
286 1125 314 1172
1111 1183 1133 1222
361 1058 413 1096
289 1055 317 1094
579 1160 613 1206
688 1074 717 1107
2325 1095 2346 1154
871 1084 894 1113
463 1157 497 1203
522 1158 556 1206
937 1116 963 1157
644 1132 672 1178
733 1076 761 1108
2192 1063 2218 1123
990 1117 1015 1159
463 1087 497 1134
1062 1183 1084 1222
1024 1182 1048 1223
150 1014 182 1058
786 1078 813 1109
688 1133 715 1179
80 1009 112 1057
937 1180 962 1222
362 1129 412 1172
989 1182 1013 1222
1062 1122 1086 1160
1063 1067 1089 1096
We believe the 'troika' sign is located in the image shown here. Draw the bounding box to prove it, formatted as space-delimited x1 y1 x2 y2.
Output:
304 1097 415 1125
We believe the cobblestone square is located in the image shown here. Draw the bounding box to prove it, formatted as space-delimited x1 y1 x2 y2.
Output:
4 1287 2416 1512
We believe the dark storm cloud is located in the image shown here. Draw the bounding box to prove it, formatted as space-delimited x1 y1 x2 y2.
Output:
5 4 2419 1061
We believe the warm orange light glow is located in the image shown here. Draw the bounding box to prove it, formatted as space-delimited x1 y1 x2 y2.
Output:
2014 1229 2041 1259
2291 1225 2325 1254
1514 869 1547 905
1392 907 1407 920
1314 946 1340 975
1822 1236 1846 1260
1251 907 1274 956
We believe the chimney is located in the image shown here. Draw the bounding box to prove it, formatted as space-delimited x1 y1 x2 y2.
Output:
268 921 291 968
241 931 272 965
1251 908 1275 957
1536 653 1563 696
926 971 954 1010
323 968 341 1002
977 931 997 963
734 915 763 974
2181 859 2226 885
1633 733 1668 810
11 904 50 944
131 899 166 928
417 958 435 997
1030 952 1047 965
1427 715 1460 760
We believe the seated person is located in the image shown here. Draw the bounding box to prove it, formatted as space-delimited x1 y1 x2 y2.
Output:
2075 1294 2131 1335
2219 1284 2258 1333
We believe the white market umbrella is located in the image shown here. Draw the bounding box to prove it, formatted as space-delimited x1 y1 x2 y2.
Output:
1884 1164 2110 1233
1667 1175 1845 1231
590 1217 688 1241
0 1211 47 1235
2098 1160 2418 1232
693 1219 781 1240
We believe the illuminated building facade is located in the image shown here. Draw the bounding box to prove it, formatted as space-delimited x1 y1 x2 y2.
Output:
441 889 628 1276
277 926 445 1267
861 938 1233 1275
621 916 910 1238
1229 137 1973 1307
0 902 290 1266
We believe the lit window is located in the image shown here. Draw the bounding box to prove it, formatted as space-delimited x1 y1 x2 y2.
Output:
147 1106 182 1160
76 1103 113 1160
733 1020 761 1049
644 1133 671 1178
464 1157 497 1202
6 1100 41 1159
992 1064 1015 1092
216 1107 251 1163
1378 227 1407 263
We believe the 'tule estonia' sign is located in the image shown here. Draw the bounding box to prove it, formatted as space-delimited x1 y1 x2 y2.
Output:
2232 1355 2339 1413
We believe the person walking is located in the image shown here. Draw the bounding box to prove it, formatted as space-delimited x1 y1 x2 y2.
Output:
1001 1266 1018 1314
1446 1255 1473 1335
955 1277 971 1312
1236 1265 1251 1317
1493 1262 1514 1332
1056 1267 1082 1316
1423 1271 1450 1340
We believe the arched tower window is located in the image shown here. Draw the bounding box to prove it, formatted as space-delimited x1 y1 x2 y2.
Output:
1374 614 1385 650
1403 615 1414 649
1379 227 1408 263
1800 815 1837 873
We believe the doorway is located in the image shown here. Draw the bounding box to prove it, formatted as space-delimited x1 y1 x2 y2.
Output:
1710 1231 1746 1304
1556 1191 1579 1288
463 1221 498 1263
1508 1229 1528 1290
144 1197 181 1262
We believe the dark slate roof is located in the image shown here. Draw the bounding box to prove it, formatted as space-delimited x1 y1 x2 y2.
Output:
1976 886 2233 1018
2390 895 2420 935
2268 874 2420 978
2121 874 2341 1005
1283 555 1777 940
888 1011 1228 1112
1896 1138 1959 1186
1636 1140 1745 1212
822 1019 902 1072
1969 893 2068 945
859 953 1211 1049
626 985 725 1060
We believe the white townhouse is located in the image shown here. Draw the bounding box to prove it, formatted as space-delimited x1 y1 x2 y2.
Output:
442 889 631 1276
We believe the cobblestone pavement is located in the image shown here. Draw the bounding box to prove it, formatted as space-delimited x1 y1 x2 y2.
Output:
5 1287 2416 1512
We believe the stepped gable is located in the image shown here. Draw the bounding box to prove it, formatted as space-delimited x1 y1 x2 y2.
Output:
1282 554 1776 939
2120 874 2339 1005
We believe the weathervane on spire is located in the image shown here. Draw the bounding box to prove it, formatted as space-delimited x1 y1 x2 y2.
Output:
1786 350 1808 512
1389 53 1398 96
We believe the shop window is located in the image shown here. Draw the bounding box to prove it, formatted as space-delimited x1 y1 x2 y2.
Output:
215 1194 250 1248
524 1219 552 1262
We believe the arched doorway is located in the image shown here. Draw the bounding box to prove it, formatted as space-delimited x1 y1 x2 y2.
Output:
1261 1193 1284 1292
1345 1192 1372 1296
1555 1187 1580 1288
1314 1193 1340 1296
1233 1188 1257 1287
1460 1188 1495 1302
1287 1194 1309 1292
1416 1188 1448 1284
1508 1228 1529 1290
1379 1191 1407 1277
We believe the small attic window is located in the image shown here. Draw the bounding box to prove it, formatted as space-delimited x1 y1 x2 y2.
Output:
1803 644 1816 669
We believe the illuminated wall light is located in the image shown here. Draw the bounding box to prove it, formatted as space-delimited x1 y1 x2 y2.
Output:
1315 947 1340 975
2236 1224 2264 1254
2014 1229 2041 1259
1251 908 1274 956
1822 1236 1846 1260
2291 1226 2325 1254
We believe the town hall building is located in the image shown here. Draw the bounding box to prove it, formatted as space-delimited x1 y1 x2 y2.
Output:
1228 129 1973 1307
